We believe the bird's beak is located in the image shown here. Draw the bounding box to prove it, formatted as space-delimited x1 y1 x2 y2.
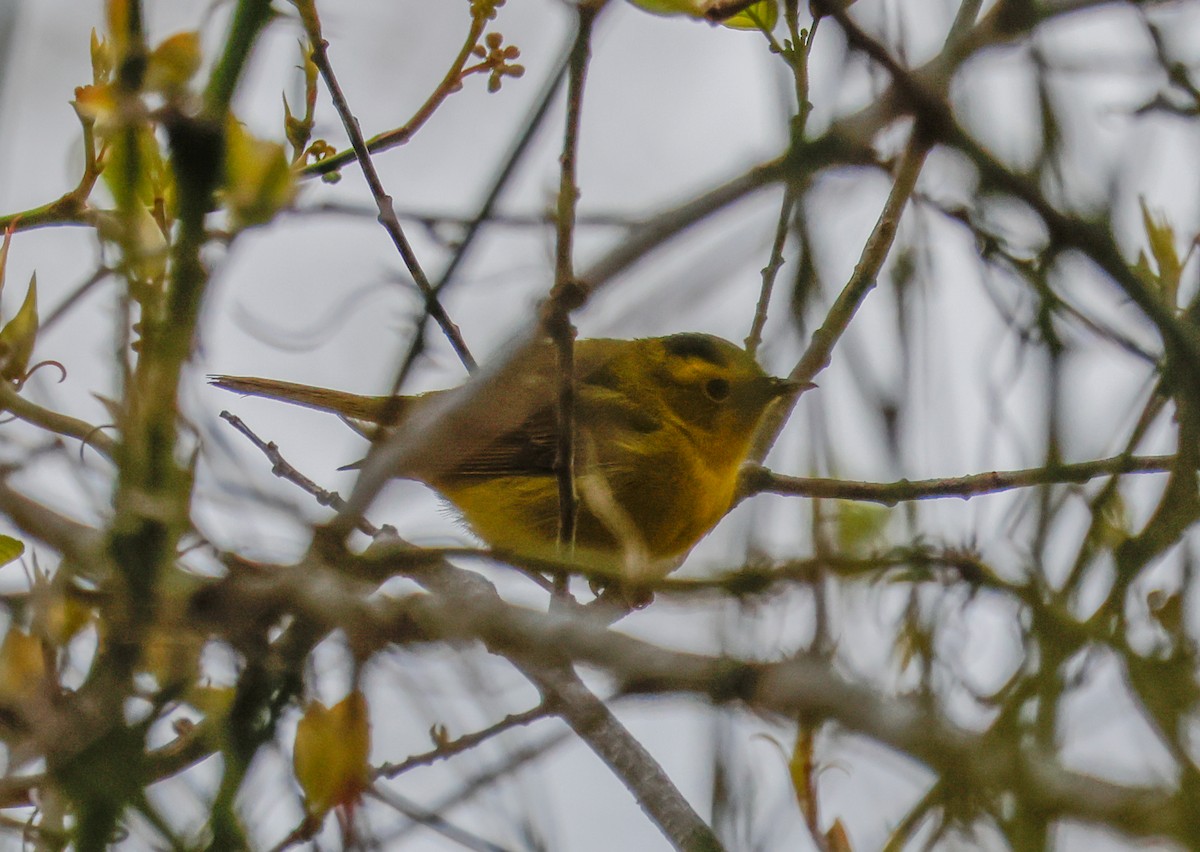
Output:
769 377 814 397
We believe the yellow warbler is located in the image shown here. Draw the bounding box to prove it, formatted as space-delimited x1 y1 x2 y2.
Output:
212 333 797 573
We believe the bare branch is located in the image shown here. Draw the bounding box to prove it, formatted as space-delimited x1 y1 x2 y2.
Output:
745 454 1175 504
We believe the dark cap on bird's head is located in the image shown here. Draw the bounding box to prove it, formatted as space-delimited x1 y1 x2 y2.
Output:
661 333 730 365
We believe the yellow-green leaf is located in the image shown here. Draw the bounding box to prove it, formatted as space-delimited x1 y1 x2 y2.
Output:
1132 249 1155 289
1139 198 1182 306
99 124 169 206
0 274 37 382
294 691 371 818
0 628 44 701
90 29 114 85
0 536 23 567
894 616 932 673
224 118 297 229
719 0 778 30
93 206 169 284
146 31 202 95
1091 491 1128 551
39 593 93 647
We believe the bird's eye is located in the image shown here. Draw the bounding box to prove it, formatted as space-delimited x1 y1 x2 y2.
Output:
705 378 730 401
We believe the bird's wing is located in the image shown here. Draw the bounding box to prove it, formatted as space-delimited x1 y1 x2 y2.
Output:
437 363 661 481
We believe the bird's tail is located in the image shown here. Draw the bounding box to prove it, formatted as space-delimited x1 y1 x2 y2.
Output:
209 375 410 425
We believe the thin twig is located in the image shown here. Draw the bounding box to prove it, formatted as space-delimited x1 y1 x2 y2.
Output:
545 2 603 587
377 728 575 849
376 701 552 779
219 410 384 538
746 129 931 472
744 454 1175 505
0 108 104 233
300 9 489 179
386 25 577 398
745 183 796 356
297 3 476 372
746 14 820 355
